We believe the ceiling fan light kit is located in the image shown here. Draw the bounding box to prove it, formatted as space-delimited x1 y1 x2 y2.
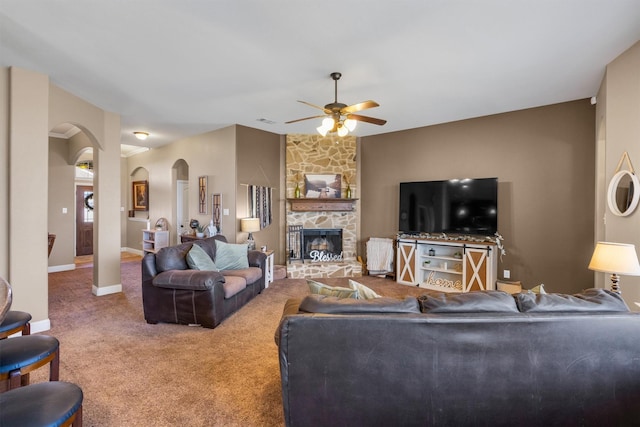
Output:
286 72 386 137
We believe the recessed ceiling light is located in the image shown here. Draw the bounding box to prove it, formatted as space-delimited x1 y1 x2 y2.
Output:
133 131 149 140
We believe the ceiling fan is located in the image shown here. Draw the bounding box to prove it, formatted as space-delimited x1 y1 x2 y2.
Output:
286 72 387 136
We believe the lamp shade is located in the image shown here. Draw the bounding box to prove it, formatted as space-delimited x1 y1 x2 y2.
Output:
588 242 640 275
240 218 260 233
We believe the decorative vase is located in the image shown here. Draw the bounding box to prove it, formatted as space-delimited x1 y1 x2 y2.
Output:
294 183 301 198
345 185 352 199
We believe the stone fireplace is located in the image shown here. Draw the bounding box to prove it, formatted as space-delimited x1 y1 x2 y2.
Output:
285 134 362 278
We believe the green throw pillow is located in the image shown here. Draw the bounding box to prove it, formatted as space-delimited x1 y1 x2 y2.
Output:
214 240 249 270
186 244 218 271
529 284 547 294
307 279 358 299
348 279 381 299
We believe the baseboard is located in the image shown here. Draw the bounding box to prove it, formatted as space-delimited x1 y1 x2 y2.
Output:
124 247 144 256
48 264 75 273
92 283 123 296
30 318 51 334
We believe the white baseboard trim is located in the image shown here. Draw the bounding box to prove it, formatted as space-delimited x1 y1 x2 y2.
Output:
92 283 123 296
31 318 51 334
48 264 75 273
124 247 144 256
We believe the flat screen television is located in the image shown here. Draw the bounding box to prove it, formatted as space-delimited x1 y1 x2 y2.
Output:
399 178 498 236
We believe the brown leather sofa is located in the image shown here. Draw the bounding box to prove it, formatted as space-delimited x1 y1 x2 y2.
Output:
142 235 266 328
276 289 640 426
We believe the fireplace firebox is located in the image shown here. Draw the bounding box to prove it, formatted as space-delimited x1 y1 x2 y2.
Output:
302 228 343 261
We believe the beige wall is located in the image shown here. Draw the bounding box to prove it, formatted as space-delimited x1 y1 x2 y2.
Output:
596 41 640 308
126 124 282 257
236 125 282 260
126 125 238 249
0 67 8 278
8 68 50 323
361 100 596 295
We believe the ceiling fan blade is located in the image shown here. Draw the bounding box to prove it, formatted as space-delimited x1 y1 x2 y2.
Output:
297 100 331 114
341 100 380 114
285 115 326 124
348 114 387 126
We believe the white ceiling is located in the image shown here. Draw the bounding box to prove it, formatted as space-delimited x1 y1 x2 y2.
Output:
1 1 639 149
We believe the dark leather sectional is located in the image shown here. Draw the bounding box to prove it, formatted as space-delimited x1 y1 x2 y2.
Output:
142 235 266 328
276 289 640 426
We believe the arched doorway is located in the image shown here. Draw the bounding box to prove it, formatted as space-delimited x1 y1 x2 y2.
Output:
172 159 189 244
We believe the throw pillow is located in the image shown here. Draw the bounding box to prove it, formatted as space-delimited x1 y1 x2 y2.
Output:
348 279 381 299
307 279 358 299
214 240 249 270
528 284 547 294
186 244 218 271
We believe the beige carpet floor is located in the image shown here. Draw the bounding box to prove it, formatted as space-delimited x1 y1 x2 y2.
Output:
38 259 425 426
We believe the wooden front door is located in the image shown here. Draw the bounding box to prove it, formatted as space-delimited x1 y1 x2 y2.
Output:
76 185 94 256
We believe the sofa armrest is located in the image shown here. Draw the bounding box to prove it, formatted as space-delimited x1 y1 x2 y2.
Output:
152 269 225 291
248 250 267 269
275 298 303 346
142 253 158 283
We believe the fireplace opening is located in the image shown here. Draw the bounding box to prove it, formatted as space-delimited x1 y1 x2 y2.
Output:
302 228 343 261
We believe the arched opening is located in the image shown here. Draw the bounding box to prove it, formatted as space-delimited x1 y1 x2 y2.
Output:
48 124 97 272
172 159 189 245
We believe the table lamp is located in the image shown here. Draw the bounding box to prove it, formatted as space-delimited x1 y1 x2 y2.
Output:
240 218 260 250
588 241 640 294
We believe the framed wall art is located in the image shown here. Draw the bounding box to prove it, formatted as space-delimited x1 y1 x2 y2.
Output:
198 176 208 214
212 193 222 233
132 180 149 211
304 174 341 198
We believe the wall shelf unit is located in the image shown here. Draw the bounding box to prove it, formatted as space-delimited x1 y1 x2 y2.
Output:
142 229 169 255
287 198 357 212
396 237 497 293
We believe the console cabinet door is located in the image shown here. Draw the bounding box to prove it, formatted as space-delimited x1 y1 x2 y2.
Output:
396 240 416 285
463 247 490 291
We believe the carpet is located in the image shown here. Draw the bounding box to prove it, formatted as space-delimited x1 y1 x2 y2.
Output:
39 262 426 426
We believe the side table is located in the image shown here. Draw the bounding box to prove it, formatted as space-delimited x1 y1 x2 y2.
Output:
180 234 205 243
263 250 275 287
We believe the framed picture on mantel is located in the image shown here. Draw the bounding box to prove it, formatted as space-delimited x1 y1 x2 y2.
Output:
133 180 148 211
304 174 341 198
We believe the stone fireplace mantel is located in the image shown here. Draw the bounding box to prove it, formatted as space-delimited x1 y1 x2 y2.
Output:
287 198 357 212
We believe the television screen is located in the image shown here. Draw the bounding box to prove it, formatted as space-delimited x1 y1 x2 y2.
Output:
399 178 498 236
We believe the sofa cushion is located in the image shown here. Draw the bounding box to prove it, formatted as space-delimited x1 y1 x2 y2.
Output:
221 267 262 285
222 275 247 299
418 290 519 313
155 243 191 272
515 288 629 313
299 294 420 314
214 240 249 270
348 279 381 299
186 244 218 271
152 269 224 290
307 279 358 299
194 235 226 262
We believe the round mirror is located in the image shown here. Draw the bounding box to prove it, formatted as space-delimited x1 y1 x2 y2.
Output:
607 170 640 216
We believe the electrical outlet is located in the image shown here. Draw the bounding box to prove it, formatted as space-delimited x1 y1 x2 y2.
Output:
503 270 511 279
62 207 67 214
